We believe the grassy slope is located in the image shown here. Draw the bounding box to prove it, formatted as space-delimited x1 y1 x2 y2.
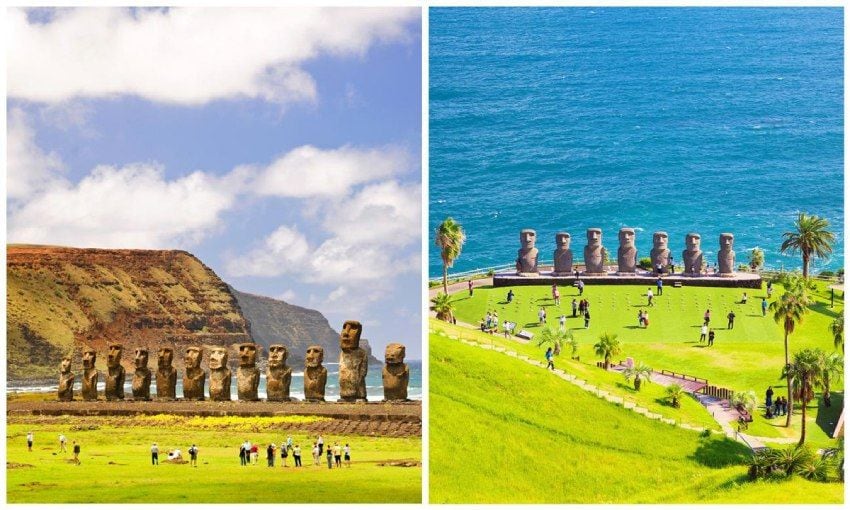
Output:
429 333 843 503
7 415 421 503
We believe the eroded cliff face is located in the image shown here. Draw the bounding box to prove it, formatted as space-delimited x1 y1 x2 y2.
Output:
7 245 252 381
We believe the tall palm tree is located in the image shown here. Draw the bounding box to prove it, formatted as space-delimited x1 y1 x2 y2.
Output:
781 348 824 446
593 332 621 370
818 351 843 407
435 217 466 295
770 290 810 427
622 362 653 391
780 212 836 278
830 315 844 353
537 327 573 357
431 293 454 323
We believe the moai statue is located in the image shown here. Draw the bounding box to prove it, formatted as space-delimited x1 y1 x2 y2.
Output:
339 320 368 402
155 347 177 400
304 345 328 402
617 228 638 274
131 348 152 401
718 233 736 276
58 357 74 402
382 343 409 402
515 229 540 275
683 233 704 276
104 343 125 401
552 232 574 275
266 344 292 402
208 347 231 401
650 232 671 273
182 346 205 401
584 228 605 274
81 348 98 401
236 343 260 401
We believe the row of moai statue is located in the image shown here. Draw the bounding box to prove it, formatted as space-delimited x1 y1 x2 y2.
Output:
57 321 410 403
516 228 736 276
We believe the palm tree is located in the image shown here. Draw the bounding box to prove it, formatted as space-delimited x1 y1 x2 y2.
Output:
593 332 621 370
830 315 843 353
749 248 765 271
732 390 757 415
435 217 466 295
665 384 686 408
770 290 810 427
781 348 824 446
622 362 653 391
818 351 843 407
780 212 836 278
566 332 579 360
431 293 454 323
537 327 570 357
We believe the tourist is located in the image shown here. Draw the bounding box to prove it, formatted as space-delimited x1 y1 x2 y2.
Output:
251 442 259 465
72 441 80 465
574 269 580 280
538 307 545 325
761 298 768 317
485 312 492 329
503 320 510 338
333 442 342 467
727 311 736 329
267 443 276 467
765 387 774 409
312 443 320 467
326 445 333 469
239 441 248 466
781 397 788 416
578 299 585 316
637 310 644 327
26 431 33 452
584 311 591 329
58 433 67 453
188 444 198 467
168 448 182 461
286 436 293 452
545 347 555 370
280 442 288 467
741 292 748 304
493 312 499 330
656 277 663 296
151 442 159 465
558 314 566 332
669 257 675 274
643 311 650 328
703 309 711 326
767 281 773 298
571 299 578 317
506 289 514 303
700 324 707 343
318 435 326 456
552 284 561 306
293 445 302 467
646 288 654 307
708 329 715 347
468 279 474 297
344 443 351 467
578 280 585 295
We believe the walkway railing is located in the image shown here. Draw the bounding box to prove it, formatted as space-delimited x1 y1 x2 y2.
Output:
660 369 708 385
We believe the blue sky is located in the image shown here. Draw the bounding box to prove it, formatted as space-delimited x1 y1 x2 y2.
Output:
7 7 422 359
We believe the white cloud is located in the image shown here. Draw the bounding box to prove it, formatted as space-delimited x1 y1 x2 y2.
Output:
7 108 65 200
8 163 235 249
8 7 417 105
251 145 409 198
323 181 420 245
225 225 310 277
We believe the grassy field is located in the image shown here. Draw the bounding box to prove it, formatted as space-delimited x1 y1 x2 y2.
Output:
429 332 844 503
7 415 421 503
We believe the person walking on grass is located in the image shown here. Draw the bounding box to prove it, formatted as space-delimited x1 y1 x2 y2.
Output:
700 324 707 343
188 444 198 467
293 445 302 467
727 310 736 330
72 441 80 465
646 288 654 307
26 431 33 452
708 329 715 347
761 298 768 317
552 284 560 306
703 309 711 326
538 307 546 325
545 347 555 370
334 443 342 468
584 311 591 329
312 443 320 467
344 444 351 467
577 279 585 296
58 433 67 453
280 442 288 467
267 443 276 467
558 314 566 332
656 277 663 296
637 310 643 327
251 442 259 465
643 311 650 328
326 445 334 469
151 442 159 465
468 279 474 297
571 298 578 317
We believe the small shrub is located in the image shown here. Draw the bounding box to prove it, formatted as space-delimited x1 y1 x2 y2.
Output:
638 257 652 270
819 270 835 277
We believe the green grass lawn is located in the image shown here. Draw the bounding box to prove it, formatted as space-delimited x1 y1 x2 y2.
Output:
7 415 421 503
429 332 843 503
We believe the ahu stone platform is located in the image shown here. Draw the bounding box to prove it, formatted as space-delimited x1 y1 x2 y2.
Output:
493 268 762 289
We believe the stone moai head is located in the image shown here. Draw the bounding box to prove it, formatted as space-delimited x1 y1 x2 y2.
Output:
209 347 227 370
653 232 669 249
720 233 734 250
686 233 702 251
238 343 258 367
185 346 202 369
134 348 149 370
556 232 571 250
158 347 174 369
306 345 324 368
82 348 96 370
619 228 636 248
107 344 123 368
520 229 537 249
268 344 288 368
385 343 406 365
340 321 363 352
60 357 72 374
587 228 602 246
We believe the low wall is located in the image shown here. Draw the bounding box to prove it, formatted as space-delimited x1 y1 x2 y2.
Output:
493 271 763 289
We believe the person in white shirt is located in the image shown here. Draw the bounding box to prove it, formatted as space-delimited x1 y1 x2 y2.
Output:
700 324 708 343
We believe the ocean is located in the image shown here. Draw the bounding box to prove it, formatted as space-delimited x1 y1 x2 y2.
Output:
7 361 423 402
429 8 843 277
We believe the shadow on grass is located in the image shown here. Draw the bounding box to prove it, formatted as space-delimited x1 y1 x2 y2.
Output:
615 382 638 393
691 345 708 349
809 302 841 319
815 392 844 438
689 435 751 468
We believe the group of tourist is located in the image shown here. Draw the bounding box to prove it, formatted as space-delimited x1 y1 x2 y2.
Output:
23 433 81 464
764 387 789 418
698 324 716 346
151 442 198 466
637 309 650 328
238 435 352 469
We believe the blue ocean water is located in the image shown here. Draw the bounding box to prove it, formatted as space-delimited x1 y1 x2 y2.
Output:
429 8 843 277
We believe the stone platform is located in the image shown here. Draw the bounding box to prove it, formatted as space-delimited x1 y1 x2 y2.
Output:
493 269 762 289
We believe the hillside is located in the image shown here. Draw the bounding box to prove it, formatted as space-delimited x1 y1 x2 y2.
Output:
230 287 379 366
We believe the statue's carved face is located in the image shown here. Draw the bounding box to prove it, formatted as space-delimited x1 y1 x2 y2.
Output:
720 234 734 249
185 347 202 369
385 343 405 364
134 348 149 369
209 348 227 370
107 344 123 368
587 228 602 246
60 357 72 374
158 348 174 368
306 346 324 368
520 230 536 249
686 234 702 250
268 345 287 368
340 321 362 351
619 229 635 248
556 233 571 249
82 349 96 370
653 232 669 249
238 344 257 367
